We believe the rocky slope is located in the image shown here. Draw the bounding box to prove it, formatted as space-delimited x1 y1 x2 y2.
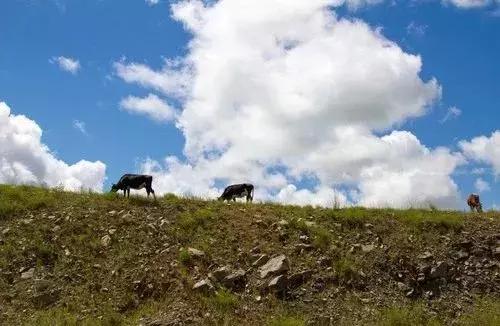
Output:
0 185 499 325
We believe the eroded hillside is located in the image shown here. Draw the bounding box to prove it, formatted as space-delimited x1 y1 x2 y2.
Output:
0 185 499 325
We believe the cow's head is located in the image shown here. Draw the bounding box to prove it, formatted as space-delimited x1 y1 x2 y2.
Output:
110 184 119 192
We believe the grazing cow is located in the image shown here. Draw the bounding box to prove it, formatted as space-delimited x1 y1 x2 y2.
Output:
218 184 254 203
111 174 156 200
467 193 482 213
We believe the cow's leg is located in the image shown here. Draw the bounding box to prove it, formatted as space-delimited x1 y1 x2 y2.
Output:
123 189 127 198
127 187 131 198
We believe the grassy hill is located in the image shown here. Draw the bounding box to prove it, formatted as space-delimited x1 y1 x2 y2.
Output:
0 184 499 325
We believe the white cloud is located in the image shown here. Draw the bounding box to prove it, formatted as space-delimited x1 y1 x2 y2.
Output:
120 94 176 122
0 102 106 192
440 106 462 123
116 0 465 208
407 21 428 37
459 131 500 176
113 60 191 99
73 120 87 135
474 178 490 192
50 56 81 75
443 0 491 9
146 0 159 6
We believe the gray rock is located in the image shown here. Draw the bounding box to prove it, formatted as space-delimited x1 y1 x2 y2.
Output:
193 279 214 295
268 275 287 292
259 255 289 278
222 269 246 290
21 268 35 279
212 266 231 282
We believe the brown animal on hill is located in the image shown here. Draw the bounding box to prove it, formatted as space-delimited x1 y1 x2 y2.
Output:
467 194 482 213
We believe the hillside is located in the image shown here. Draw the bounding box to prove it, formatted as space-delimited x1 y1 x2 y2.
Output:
0 185 499 326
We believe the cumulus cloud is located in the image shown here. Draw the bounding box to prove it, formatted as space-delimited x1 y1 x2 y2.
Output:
120 94 176 122
0 102 106 191
116 0 464 208
145 0 159 6
50 56 81 75
459 131 500 176
474 178 490 192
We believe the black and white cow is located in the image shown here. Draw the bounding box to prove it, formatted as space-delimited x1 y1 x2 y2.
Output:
218 183 254 203
111 174 156 200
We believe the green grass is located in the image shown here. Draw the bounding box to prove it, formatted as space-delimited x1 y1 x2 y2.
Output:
206 289 239 313
0 185 498 326
377 304 441 326
0 184 59 220
267 316 306 326
457 299 500 326
334 257 358 282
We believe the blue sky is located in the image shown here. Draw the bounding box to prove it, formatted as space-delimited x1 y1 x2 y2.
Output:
0 0 499 209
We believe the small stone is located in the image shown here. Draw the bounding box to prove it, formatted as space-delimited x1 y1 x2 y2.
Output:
187 248 205 258
2 228 10 236
52 226 61 232
455 250 469 260
397 282 410 292
64 249 71 256
278 219 289 226
259 255 290 278
108 229 117 235
193 279 214 295
101 235 111 247
255 295 262 302
361 244 375 253
21 268 35 279
418 251 433 260
108 211 117 216
299 235 310 242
